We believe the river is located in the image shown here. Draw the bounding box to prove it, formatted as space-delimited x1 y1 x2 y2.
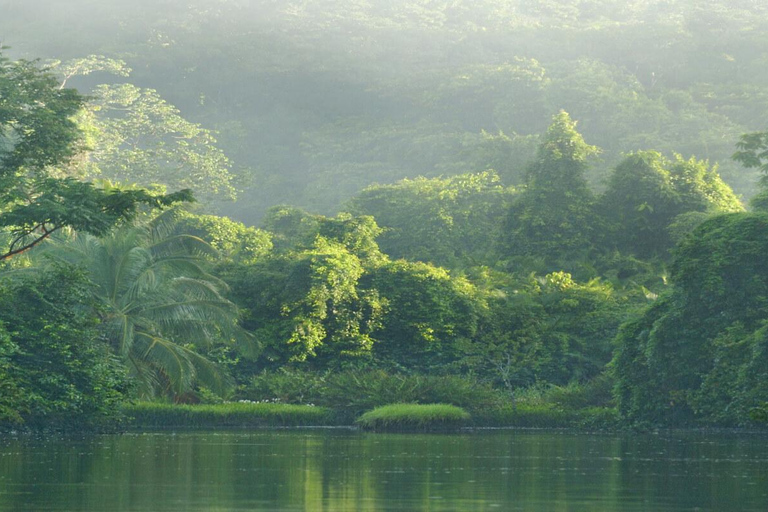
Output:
1 429 766 511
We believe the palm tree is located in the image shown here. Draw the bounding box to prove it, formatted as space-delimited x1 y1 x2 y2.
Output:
44 210 256 399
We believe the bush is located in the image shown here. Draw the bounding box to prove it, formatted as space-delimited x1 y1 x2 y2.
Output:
356 404 471 431
123 402 334 428
751 403 768 424
541 374 615 409
239 369 325 405
0 266 129 431
238 369 505 422
475 403 618 429
320 371 504 419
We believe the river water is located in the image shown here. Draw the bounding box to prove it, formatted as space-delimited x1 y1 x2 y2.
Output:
0 429 766 511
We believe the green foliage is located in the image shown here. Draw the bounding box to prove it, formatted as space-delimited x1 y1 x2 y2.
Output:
239 369 504 421
734 131 768 187
356 403 470 431
43 211 253 399
364 260 484 372
463 272 630 388
599 151 742 257
261 206 322 253
47 55 237 202
240 369 327 406
349 171 515 267
174 212 273 264
0 52 193 262
614 213 768 426
225 234 385 366
124 402 333 428
752 403 768 424
4 1 767 220
0 53 83 176
0 265 128 429
502 112 598 266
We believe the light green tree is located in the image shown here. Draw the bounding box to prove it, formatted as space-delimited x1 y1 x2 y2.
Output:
49 55 237 202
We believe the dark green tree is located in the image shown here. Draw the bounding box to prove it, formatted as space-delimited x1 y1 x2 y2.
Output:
733 130 768 211
362 260 484 373
0 265 128 428
501 111 598 267
599 151 741 258
614 213 768 425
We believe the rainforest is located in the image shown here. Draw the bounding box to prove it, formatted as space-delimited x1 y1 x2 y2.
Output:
1 0 768 435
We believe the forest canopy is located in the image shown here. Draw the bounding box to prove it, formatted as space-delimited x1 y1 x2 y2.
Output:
1 1 768 430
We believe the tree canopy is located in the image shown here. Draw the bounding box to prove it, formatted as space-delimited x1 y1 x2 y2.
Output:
0 52 192 262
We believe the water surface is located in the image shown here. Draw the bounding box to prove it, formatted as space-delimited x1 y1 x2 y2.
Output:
1 429 766 511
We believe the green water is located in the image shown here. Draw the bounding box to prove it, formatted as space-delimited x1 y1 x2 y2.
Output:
0 429 766 511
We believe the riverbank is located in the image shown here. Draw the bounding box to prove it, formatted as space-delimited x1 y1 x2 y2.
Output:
123 402 335 429
122 402 622 431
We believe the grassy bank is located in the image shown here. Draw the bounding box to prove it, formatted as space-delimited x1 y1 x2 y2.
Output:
123 401 621 430
123 402 335 429
357 404 471 431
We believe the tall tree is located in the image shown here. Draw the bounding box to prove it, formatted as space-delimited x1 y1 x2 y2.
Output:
501 111 598 267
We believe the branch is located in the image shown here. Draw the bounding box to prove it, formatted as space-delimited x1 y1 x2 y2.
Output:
0 225 60 261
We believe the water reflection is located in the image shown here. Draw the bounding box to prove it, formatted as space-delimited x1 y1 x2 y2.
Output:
0 430 766 511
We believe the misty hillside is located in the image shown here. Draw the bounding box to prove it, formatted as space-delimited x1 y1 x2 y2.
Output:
2 0 767 222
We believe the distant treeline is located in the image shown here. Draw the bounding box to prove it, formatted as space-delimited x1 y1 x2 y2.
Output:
2 0 767 222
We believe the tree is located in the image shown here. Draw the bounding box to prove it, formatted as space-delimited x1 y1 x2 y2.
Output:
44 211 252 399
462 271 629 390
362 260 484 373
599 151 742 257
348 171 516 268
501 111 599 267
173 211 273 264
733 130 768 211
614 213 768 425
49 55 237 202
0 52 192 262
224 236 385 368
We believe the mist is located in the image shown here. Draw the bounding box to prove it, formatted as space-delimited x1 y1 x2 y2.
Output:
2 0 766 223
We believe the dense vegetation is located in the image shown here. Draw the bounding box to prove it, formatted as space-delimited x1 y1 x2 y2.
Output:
2 1 768 431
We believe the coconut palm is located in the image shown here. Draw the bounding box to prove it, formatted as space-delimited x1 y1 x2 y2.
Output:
44 210 256 399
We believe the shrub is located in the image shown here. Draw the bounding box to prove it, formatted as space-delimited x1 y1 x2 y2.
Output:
237 369 505 422
239 369 325 404
319 371 503 420
475 403 618 429
356 403 470 431
0 266 129 431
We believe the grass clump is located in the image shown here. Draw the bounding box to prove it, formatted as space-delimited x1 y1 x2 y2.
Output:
124 402 334 429
356 403 471 432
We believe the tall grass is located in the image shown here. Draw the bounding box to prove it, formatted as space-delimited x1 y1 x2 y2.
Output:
356 403 471 431
124 402 334 429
